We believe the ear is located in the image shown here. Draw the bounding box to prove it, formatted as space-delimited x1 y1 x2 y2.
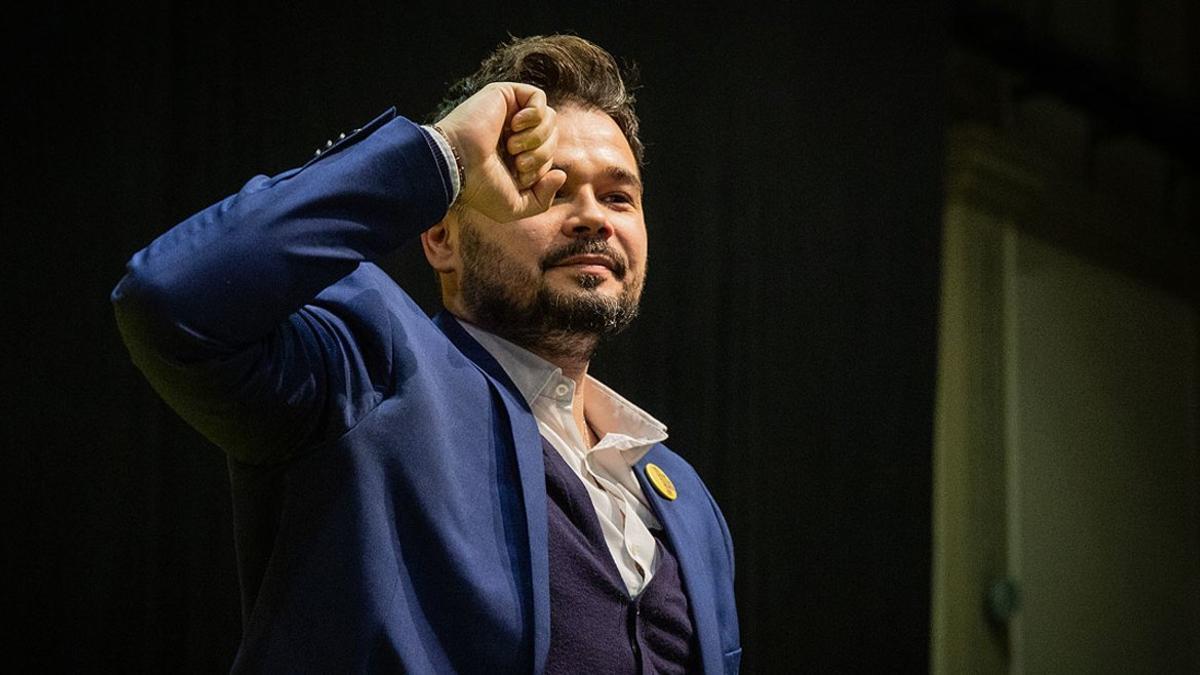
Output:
420 215 459 274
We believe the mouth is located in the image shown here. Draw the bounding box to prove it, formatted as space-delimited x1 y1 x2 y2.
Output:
551 254 617 276
542 239 630 280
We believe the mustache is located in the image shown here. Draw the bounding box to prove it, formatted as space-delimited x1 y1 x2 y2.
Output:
540 239 628 279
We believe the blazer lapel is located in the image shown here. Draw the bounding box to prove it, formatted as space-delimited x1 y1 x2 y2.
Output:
636 449 723 675
434 312 551 673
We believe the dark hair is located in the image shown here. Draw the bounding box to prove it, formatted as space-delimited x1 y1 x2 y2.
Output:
430 34 644 167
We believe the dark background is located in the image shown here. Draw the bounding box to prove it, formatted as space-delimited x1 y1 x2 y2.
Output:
8 3 946 672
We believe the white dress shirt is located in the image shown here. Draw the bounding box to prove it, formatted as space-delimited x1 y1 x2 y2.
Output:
461 322 668 596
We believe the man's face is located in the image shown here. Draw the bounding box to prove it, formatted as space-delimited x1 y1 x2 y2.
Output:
452 105 648 356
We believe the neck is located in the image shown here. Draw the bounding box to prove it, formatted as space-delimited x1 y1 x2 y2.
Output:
529 332 594 374
530 345 590 387
450 307 601 446
529 343 595 446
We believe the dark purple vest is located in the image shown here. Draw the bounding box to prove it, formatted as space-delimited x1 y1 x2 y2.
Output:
542 440 697 674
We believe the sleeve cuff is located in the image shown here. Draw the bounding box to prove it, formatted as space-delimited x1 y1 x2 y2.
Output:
421 125 461 204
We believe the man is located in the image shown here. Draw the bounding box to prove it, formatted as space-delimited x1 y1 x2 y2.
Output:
113 35 739 673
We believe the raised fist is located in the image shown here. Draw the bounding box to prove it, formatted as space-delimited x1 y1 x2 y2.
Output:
434 82 568 223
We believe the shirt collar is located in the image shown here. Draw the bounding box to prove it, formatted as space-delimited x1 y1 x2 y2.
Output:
461 322 560 407
459 321 668 447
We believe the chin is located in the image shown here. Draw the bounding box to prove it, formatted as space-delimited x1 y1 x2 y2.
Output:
577 272 609 290
564 274 623 294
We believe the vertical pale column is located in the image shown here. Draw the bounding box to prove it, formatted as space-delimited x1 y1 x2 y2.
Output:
1011 233 1199 673
931 202 1012 675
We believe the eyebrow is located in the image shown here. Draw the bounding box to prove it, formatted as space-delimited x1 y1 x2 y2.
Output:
552 163 644 196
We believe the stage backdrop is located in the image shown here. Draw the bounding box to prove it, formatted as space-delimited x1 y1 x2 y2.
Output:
9 3 946 672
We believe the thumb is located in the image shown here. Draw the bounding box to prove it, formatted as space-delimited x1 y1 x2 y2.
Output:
506 83 548 115
527 168 567 213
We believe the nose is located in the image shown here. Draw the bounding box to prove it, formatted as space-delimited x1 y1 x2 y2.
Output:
561 189 613 239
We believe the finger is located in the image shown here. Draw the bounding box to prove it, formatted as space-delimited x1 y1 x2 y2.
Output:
516 155 556 189
512 123 558 177
510 105 542 133
520 154 557 187
509 84 547 116
507 105 556 156
511 121 558 181
524 168 568 215
506 85 546 133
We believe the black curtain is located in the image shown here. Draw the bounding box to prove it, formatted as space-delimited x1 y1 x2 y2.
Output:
9 3 946 672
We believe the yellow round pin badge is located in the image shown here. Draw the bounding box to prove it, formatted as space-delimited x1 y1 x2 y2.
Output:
645 463 677 501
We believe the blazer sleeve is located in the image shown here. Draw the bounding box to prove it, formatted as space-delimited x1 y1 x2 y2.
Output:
111 109 454 464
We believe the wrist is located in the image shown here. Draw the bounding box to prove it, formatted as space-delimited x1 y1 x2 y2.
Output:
430 124 465 203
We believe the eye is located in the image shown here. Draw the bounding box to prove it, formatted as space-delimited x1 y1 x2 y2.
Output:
603 192 636 207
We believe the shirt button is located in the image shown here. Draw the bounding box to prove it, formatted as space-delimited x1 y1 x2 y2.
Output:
554 383 569 397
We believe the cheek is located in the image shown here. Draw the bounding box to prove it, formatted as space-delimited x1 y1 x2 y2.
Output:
487 234 544 268
510 226 558 264
627 230 649 271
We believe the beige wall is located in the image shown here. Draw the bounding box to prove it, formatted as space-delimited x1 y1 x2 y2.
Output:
932 128 1200 674
1009 233 1199 673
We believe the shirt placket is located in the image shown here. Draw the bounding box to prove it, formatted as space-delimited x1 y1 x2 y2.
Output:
585 448 658 591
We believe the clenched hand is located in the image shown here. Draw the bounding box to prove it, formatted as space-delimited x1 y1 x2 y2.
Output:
435 82 568 223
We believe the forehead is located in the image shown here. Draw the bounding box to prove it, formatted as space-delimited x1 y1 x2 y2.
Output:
553 106 639 180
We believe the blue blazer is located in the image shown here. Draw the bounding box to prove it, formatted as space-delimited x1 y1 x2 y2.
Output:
112 109 740 673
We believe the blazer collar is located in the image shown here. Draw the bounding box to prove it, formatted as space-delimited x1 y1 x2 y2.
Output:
636 448 724 675
434 311 530 411
433 310 550 672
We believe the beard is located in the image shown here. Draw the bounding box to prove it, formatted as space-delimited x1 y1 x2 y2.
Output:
457 217 642 361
